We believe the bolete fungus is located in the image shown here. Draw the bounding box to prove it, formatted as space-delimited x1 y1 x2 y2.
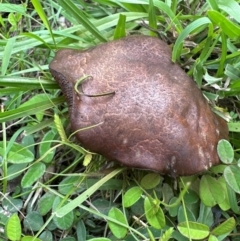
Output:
49 35 228 177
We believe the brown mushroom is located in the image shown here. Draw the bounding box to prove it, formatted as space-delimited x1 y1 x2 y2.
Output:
49 35 228 177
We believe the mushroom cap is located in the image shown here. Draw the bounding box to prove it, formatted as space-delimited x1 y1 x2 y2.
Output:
49 35 228 177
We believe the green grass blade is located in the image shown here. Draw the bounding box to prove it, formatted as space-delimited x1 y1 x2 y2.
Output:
1 37 15 76
55 168 124 217
113 14 126 40
0 97 65 123
58 0 107 42
172 17 212 62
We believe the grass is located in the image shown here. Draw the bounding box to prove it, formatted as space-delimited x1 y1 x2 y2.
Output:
1 0 240 240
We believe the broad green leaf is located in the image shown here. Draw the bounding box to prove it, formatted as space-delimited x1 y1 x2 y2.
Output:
208 235 218 241
6 213 21 241
227 122 240 132
144 197 165 229
177 206 196 223
141 173 161 189
217 140 234 164
224 166 240 193
21 162 46 188
0 142 34 164
226 182 240 214
39 230 53 241
7 163 27 180
123 186 142 207
108 207 128 239
168 197 180 217
211 217 235 236
58 176 84 195
199 175 225 207
178 221 209 239
23 211 44 231
208 10 240 39
2 197 23 213
217 177 230 211
76 220 86 241
37 193 56 215
53 197 74 230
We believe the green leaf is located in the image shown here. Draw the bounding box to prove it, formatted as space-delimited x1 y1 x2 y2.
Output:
207 10 240 39
197 202 214 227
177 206 196 222
226 182 240 214
83 153 92 166
217 177 230 211
53 197 74 230
0 97 65 123
199 175 225 207
0 142 34 164
1 37 15 76
21 236 42 241
148 0 157 36
140 173 161 189
76 220 86 241
225 64 240 80
218 0 240 23
217 139 234 164
6 213 21 241
172 17 212 62
144 197 165 229
108 207 128 239
0 3 26 13
178 221 209 239
168 197 180 217
123 186 142 208
19 93 52 121
87 239 111 241
2 197 23 213
224 166 240 193
161 227 174 241
23 211 44 231
37 193 56 215
31 0 52 33
227 122 240 132
58 0 107 42
58 176 84 195
21 162 46 188
211 217 235 236
113 14 126 39
39 130 57 163
208 235 218 241
56 168 123 217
